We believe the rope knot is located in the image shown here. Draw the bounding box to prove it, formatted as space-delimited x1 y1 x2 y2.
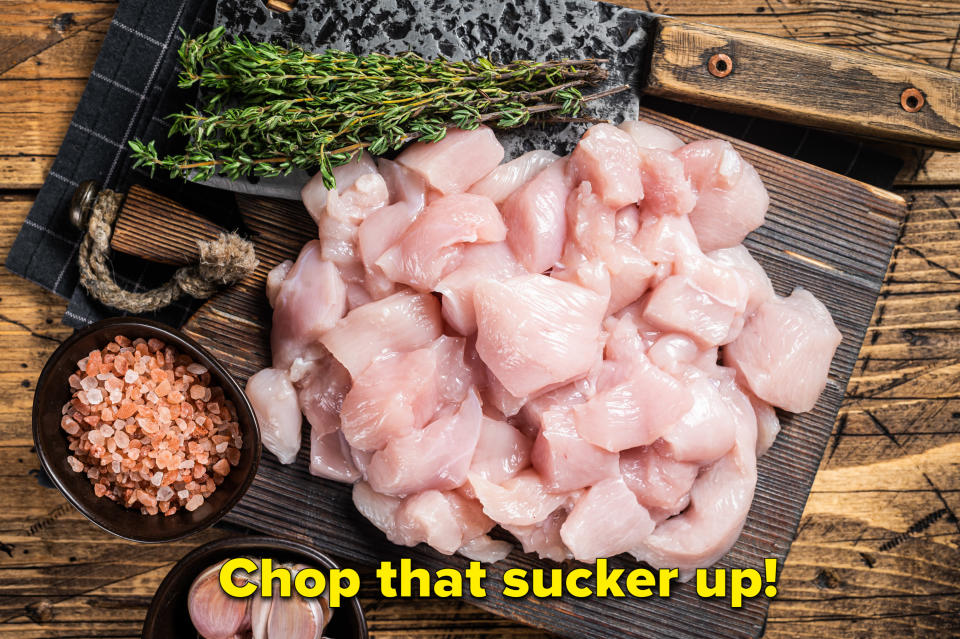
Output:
77 189 259 314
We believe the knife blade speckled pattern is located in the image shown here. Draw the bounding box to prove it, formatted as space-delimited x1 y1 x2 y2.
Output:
202 0 656 199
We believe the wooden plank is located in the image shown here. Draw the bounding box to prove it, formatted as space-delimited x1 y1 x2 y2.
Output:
646 17 960 149
896 150 960 187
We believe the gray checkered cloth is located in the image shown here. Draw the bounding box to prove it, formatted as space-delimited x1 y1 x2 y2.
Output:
7 0 903 330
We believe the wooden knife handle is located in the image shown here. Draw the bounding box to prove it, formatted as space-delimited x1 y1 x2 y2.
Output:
645 17 960 150
110 185 226 266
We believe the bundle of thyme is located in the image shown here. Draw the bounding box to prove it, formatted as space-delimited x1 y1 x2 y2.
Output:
130 27 627 188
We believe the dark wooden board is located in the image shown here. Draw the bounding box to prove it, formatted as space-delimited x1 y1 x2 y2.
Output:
111 107 905 639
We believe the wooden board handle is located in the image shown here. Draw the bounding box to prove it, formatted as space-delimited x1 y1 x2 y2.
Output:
111 184 226 266
645 17 960 150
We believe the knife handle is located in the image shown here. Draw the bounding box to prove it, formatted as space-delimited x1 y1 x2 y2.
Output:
645 17 960 150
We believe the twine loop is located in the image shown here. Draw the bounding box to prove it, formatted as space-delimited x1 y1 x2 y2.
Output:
77 188 257 313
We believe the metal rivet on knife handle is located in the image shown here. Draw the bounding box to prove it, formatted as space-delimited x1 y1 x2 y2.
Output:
70 180 100 230
708 53 733 78
900 87 924 112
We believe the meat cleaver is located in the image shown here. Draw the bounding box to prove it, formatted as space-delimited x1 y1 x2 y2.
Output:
201 0 960 199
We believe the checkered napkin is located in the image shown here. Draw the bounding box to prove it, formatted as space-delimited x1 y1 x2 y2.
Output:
4 0 218 328
6 0 903 329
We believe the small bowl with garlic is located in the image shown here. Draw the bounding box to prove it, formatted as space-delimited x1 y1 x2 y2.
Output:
142 535 368 639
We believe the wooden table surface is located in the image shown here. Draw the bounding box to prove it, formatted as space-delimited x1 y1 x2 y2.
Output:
1 1 958 637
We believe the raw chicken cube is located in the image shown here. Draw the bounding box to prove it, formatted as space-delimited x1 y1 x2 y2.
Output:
502 508 572 562
425 335 480 405
750 393 781 457
560 477 655 562
618 119 686 152
708 245 776 317
296 354 351 436
469 469 569 526
571 353 693 452
723 288 842 412
637 148 696 218
458 534 514 563
501 158 571 272
397 126 505 194
474 274 606 397
366 390 482 496
301 151 379 225
394 489 494 555
270 241 346 370
320 290 442 379
532 409 620 492
468 150 559 203
265 260 292 308
676 139 769 252
469 417 532 485
659 372 738 464
310 428 362 483
435 242 526 335
377 193 506 290
246 368 302 464
568 123 644 209
620 446 698 515
340 348 440 451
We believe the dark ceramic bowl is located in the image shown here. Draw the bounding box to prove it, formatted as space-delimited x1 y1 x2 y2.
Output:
143 535 368 639
32 317 261 543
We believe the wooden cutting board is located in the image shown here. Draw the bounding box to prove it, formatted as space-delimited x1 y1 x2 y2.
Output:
111 106 905 639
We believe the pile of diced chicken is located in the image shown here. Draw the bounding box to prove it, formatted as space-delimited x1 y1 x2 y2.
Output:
245 119 842 574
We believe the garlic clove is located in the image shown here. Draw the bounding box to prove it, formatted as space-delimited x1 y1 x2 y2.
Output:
266 593 325 639
250 593 271 639
187 560 251 639
289 563 333 626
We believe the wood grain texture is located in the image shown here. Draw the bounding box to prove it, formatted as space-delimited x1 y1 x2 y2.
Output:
646 17 960 149
0 1 957 638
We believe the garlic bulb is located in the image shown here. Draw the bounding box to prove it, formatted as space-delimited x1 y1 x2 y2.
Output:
187 560 252 639
188 557 333 639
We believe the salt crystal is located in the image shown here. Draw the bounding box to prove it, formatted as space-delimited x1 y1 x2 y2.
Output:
66 456 84 473
124 370 139 384
151 471 163 486
156 485 174 502
96 373 111 381
114 430 129 448
179 459 195 470
77 357 89 371
146 391 159 404
88 430 105 447
86 389 104 405
99 424 114 437
111 461 121 474
185 494 204 512
86 467 99 480
109 390 122 404
177 489 190 500
215 442 228 454
80 376 98 392
186 363 208 376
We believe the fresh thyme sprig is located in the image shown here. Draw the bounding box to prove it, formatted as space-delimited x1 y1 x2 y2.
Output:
130 27 628 188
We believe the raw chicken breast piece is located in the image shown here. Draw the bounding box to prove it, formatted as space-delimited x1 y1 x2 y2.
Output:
458 534 514 563
246 368 302 464
635 213 702 278
708 245 776 316
501 158 571 272
724 288 842 412
637 148 696 218
647 333 704 377
503 508 572 562
532 408 620 492
560 477 655 562
618 119 686 152
377 193 506 290
568 123 644 209
270 241 347 370
396 126 505 194
659 371 739 464
468 149 560 203
620 446 698 515
469 470 569 526
571 353 693 452
426 335 480 404
366 389 482 496
340 348 439 451
676 139 769 252
475 274 606 397
642 253 749 348
435 242 526 335
310 428 362 483
394 490 494 556
358 159 427 298
320 290 442 379
632 387 758 578
352 481 403 542
318 172 390 287
469 417 532 485
750 393 781 456
301 151 379 225
296 354 350 436
265 260 292 308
